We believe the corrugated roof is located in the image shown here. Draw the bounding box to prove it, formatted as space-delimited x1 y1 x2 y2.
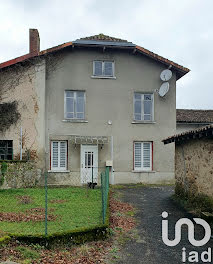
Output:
0 33 190 78
72 39 135 47
177 109 213 123
163 124 213 145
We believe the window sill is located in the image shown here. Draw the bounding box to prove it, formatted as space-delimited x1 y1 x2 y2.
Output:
91 75 116 80
132 170 155 173
48 170 70 173
62 119 88 123
132 121 156 124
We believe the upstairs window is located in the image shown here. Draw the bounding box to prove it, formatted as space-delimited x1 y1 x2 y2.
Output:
51 141 67 171
134 93 153 121
93 61 114 77
0 140 13 160
134 142 152 171
65 91 85 120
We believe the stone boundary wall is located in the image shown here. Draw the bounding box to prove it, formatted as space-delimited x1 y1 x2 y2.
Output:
175 138 213 197
0 161 42 189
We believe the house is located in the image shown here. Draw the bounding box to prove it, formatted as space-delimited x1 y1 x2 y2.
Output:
163 125 213 198
0 29 189 187
176 109 213 133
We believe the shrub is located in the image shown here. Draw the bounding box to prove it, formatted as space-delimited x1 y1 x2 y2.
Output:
0 161 7 186
0 235 11 245
174 182 213 216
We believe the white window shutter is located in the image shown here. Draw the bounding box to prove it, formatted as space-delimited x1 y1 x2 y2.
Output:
60 141 67 169
52 142 59 168
134 142 152 171
143 143 151 169
134 143 142 169
51 141 67 171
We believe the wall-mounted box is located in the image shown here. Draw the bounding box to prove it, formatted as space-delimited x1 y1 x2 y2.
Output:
106 160 113 167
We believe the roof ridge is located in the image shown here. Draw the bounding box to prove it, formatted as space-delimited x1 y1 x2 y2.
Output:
78 33 129 43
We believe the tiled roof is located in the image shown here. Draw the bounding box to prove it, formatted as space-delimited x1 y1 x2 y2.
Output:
0 33 190 78
79 33 128 42
163 124 213 145
135 45 189 76
177 109 213 123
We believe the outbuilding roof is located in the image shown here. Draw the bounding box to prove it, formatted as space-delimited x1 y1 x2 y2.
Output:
0 33 189 79
163 124 213 145
177 109 213 123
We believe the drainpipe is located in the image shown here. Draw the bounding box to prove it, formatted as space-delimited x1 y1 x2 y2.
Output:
20 126 23 161
110 135 114 184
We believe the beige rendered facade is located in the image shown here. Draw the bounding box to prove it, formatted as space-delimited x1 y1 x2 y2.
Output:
46 48 177 185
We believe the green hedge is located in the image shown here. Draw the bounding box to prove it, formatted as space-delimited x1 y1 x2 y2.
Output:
0 218 110 248
0 160 28 163
7 224 109 248
0 235 11 245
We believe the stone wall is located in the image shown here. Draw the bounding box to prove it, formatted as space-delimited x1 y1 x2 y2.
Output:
0 161 42 189
0 59 46 168
175 138 213 197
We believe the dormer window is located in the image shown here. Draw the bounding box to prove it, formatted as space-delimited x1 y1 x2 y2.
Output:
93 61 114 77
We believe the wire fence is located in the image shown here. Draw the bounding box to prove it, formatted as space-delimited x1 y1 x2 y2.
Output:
43 166 110 236
101 166 110 224
0 165 110 237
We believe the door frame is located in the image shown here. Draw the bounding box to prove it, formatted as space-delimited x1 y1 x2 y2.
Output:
80 144 98 184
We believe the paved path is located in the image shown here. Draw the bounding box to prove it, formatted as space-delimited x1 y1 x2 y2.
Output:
117 186 213 264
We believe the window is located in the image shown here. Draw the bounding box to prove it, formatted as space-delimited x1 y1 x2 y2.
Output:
93 61 114 77
51 141 67 171
134 93 153 121
134 142 152 171
65 91 85 119
0 140 13 160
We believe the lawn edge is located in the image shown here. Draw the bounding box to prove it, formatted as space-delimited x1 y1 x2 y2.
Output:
7 224 109 245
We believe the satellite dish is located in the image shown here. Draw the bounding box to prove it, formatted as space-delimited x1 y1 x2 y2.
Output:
158 82 169 97
160 69 172 81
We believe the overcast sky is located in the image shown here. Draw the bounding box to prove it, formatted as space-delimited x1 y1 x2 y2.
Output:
0 0 212 109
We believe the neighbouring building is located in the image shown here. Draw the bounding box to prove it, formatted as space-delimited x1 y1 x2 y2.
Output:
176 109 213 134
0 29 189 187
163 125 213 198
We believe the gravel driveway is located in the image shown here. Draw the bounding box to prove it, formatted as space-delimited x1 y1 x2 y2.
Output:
117 186 213 264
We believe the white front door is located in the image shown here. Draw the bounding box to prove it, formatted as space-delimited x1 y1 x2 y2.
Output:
80 145 98 184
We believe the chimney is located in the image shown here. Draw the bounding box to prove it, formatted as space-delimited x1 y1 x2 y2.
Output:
29 29 40 55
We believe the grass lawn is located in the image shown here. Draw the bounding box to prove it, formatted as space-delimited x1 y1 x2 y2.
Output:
0 187 102 236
